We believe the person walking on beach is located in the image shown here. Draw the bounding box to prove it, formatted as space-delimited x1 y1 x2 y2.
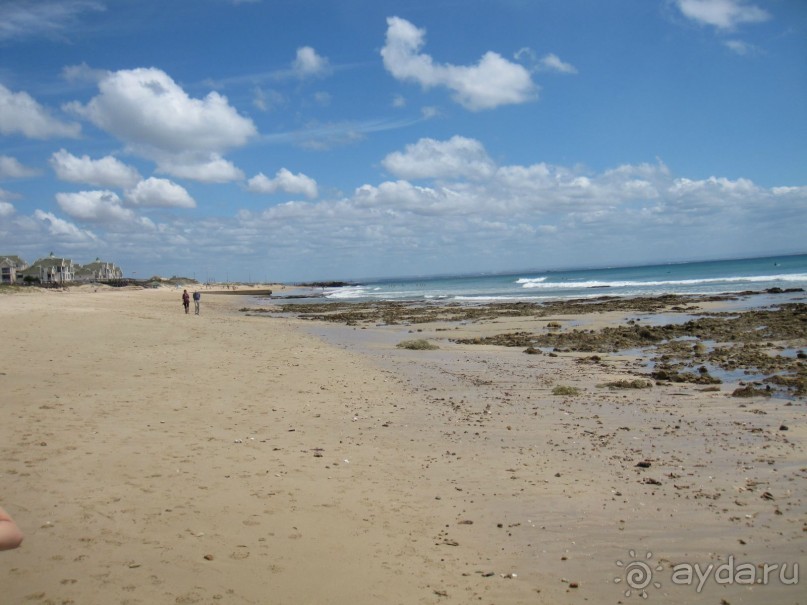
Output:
182 289 190 314
0 505 23 551
193 290 201 315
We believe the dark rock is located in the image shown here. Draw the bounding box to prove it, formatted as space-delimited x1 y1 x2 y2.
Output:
732 384 772 398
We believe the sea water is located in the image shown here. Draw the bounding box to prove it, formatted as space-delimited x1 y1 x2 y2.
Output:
321 253 807 302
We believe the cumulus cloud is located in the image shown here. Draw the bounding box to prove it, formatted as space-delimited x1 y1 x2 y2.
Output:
66 68 256 180
352 180 463 216
247 168 318 198
125 177 195 208
252 138 794 244
0 84 81 139
34 209 97 242
156 153 244 183
292 46 329 77
673 0 770 30
55 190 140 224
382 136 495 180
381 16 537 111
772 186 807 197
6 134 804 281
229 135 807 278
50 149 142 188
0 155 39 179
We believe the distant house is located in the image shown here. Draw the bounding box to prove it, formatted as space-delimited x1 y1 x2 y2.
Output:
5 253 125 285
0 255 28 284
75 258 124 282
22 253 77 285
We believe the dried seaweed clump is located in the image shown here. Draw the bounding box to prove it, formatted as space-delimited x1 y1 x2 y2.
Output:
552 385 581 396
599 379 653 389
396 339 439 350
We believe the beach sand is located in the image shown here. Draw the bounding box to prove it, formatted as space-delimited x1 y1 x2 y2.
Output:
1 287 804 604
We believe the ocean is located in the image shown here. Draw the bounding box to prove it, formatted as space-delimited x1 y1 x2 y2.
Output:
318 254 807 302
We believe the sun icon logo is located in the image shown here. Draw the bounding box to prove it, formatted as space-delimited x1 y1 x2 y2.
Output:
614 550 664 598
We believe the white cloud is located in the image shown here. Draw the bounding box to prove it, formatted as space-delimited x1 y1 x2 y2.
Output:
515 48 578 74
0 84 81 139
260 141 780 242
382 136 495 180
67 67 257 160
0 155 39 179
723 39 759 55
0 1 104 42
673 0 770 30
538 53 578 74
62 62 108 84
50 149 142 188
0 187 20 202
772 186 807 196
126 177 196 208
247 168 318 198
34 209 97 242
229 137 807 278
55 190 139 224
352 180 463 216
292 46 329 77
381 16 537 111
156 153 244 183
5 135 804 281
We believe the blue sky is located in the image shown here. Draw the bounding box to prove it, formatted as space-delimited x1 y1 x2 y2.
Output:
1 0 805 282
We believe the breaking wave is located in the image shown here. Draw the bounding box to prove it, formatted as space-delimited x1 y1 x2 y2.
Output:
517 273 807 289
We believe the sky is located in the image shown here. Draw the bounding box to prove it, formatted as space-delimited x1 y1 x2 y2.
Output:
0 0 805 282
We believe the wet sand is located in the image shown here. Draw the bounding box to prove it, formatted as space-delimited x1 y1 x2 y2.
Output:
1 287 805 604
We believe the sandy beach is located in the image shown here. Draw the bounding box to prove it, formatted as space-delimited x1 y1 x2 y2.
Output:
1 286 805 604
